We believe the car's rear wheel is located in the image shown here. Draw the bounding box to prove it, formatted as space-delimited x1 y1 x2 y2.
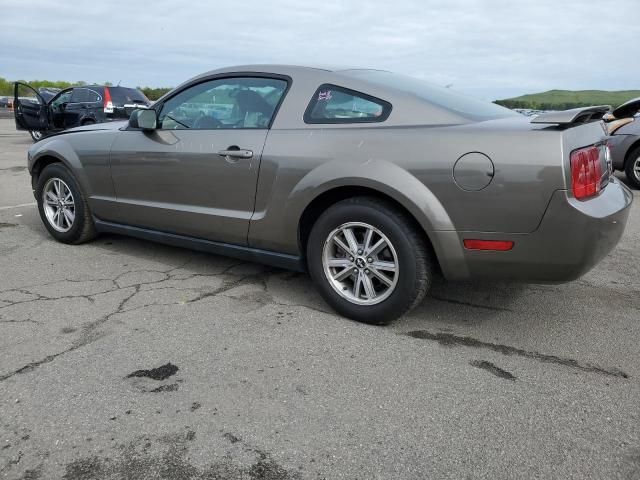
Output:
29 130 43 142
36 163 97 244
307 197 433 325
81 119 95 126
624 146 640 189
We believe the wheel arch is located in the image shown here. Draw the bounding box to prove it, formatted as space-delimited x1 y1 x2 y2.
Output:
283 158 465 279
29 140 90 196
298 185 445 275
624 138 640 166
31 153 68 185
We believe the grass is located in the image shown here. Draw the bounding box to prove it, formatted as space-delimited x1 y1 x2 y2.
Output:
495 90 640 110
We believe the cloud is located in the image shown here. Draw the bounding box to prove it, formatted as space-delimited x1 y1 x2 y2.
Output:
1 0 638 99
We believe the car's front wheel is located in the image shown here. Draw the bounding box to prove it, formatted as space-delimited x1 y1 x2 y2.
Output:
624 146 640 189
307 197 433 325
35 163 97 244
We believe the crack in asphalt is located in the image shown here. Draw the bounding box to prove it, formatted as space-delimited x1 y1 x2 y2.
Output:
469 359 517 381
0 260 295 383
0 318 40 324
430 295 513 312
406 330 629 379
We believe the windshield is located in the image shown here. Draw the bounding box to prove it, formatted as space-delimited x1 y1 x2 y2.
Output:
342 70 518 121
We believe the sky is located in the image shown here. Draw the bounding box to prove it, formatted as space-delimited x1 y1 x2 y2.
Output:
0 0 638 101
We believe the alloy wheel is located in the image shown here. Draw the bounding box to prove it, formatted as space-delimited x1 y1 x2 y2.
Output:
322 222 399 305
42 177 75 233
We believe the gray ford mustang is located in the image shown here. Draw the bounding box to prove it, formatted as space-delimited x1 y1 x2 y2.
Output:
17 65 633 324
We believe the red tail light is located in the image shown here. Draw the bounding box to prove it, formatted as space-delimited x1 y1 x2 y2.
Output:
103 86 114 114
570 145 601 200
463 239 514 251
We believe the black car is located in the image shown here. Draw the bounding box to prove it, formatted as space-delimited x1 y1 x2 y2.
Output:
14 83 150 141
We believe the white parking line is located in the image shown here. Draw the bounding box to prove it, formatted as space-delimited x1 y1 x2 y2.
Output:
0 202 36 211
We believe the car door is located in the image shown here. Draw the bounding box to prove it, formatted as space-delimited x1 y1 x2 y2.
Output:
65 87 101 127
109 75 290 246
13 83 49 132
47 88 73 129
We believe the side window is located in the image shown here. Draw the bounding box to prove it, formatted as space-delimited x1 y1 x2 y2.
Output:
50 90 73 110
70 88 101 103
158 77 288 130
86 89 101 103
304 84 391 124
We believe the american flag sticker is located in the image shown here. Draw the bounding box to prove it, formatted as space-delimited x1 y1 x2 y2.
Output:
318 90 333 101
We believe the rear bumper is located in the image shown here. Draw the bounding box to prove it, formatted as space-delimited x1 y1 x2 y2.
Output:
436 177 633 282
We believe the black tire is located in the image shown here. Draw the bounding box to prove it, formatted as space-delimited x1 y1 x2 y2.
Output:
35 163 97 244
624 146 640 189
81 119 96 126
307 197 433 325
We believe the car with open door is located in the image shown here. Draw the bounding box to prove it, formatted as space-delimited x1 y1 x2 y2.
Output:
604 97 640 188
14 83 150 141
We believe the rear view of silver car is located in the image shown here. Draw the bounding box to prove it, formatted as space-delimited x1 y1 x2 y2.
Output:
24 66 633 324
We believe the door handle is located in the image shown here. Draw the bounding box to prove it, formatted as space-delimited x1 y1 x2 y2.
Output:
217 147 253 159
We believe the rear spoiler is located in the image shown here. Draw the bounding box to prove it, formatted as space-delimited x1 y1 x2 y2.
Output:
530 105 611 125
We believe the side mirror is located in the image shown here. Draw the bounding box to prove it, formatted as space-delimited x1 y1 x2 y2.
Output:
129 109 157 131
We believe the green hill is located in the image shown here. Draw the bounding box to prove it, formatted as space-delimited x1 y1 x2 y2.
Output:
495 90 640 110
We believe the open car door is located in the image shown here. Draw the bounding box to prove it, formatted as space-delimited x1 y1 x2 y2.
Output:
14 83 49 134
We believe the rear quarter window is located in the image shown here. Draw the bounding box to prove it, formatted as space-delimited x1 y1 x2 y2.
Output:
304 84 391 124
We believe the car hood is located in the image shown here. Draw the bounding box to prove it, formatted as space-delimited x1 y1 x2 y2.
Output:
612 97 640 119
37 120 128 140
67 120 129 132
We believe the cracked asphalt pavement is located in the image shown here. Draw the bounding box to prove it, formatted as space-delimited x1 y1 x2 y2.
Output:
1 118 639 479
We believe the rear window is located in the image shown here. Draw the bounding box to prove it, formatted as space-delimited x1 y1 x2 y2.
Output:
109 88 150 106
342 70 518 121
304 84 391 124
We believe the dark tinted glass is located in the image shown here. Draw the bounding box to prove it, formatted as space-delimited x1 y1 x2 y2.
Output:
70 88 101 103
342 70 518 121
110 88 150 106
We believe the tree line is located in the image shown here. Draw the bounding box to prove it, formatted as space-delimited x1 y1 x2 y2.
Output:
0 77 172 101
495 99 607 110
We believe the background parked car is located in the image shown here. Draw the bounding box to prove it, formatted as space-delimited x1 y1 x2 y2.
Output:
0 96 9 108
14 83 150 141
37 87 61 102
605 97 640 188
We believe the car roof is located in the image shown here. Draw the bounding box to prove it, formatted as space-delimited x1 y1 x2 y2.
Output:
155 64 516 128
204 64 387 75
179 64 392 89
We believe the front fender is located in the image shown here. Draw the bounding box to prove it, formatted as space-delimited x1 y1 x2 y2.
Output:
27 131 118 220
29 137 92 194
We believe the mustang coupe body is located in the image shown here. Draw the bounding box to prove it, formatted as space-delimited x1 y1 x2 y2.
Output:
20 65 633 323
